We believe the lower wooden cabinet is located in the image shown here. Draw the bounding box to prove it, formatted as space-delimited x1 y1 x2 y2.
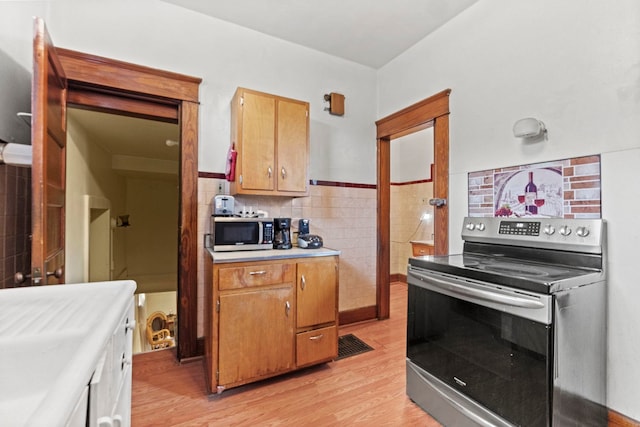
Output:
296 325 338 367
218 285 295 386
205 254 338 394
411 241 434 256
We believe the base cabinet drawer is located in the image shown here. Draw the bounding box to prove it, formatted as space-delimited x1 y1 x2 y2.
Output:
411 242 434 256
296 326 338 367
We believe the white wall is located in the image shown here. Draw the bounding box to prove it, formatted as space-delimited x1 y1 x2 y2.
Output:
66 113 127 283
391 127 434 183
40 0 379 184
378 0 640 418
124 177 178 277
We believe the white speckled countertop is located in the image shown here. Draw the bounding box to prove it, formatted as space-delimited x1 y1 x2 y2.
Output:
0 280 136 426
207 247 340 263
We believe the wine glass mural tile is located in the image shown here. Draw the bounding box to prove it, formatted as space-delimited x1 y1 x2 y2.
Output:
468 155 601 219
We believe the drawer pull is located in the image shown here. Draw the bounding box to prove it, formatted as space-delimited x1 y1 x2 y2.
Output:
309 334 324 341
249 270 267 276
285 301 291 316
300 275 306 290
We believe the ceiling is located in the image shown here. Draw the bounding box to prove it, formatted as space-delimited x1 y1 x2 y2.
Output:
162 0 479 69
68 108 180 179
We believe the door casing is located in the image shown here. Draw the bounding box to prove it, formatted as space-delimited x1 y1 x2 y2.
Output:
375 89 451 319
56 47 201 360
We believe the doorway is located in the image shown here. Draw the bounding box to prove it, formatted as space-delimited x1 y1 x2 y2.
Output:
375 89 451 319
390 128 434 280
56 47 201 360
67 108 180 354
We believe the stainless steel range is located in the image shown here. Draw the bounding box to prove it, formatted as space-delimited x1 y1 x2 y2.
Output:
406 217 607 427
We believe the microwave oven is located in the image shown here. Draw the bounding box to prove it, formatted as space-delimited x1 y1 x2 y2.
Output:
212 217 274 251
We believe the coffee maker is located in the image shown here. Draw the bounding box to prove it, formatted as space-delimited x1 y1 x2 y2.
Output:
273 218 292 249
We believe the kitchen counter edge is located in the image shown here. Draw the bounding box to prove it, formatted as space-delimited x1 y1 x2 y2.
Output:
207 247 340 263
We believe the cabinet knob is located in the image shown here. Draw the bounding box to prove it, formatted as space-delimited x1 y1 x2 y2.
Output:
267 166 272 178
285 301 291 317
300 275 306 290
281 167 287 179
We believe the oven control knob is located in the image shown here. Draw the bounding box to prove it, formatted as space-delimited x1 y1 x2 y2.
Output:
576 226 590 237
477 223 485 231
465 223 475 231
543 224 555 235
559 225 572 236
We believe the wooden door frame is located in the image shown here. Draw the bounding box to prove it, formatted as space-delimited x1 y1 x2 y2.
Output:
375 89 451 319
56 48 201 360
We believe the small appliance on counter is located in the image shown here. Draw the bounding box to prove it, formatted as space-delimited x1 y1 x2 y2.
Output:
273 218 292 249
213 195 235 216
211 217 274 252
297 218 323 249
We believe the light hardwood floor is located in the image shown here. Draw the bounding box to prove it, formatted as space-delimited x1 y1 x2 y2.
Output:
131 282 441 426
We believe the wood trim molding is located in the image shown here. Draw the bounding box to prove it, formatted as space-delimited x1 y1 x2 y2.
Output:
390 273 407 283
376 89 451 139
57 47 201 360
609 410 640 427
66 88 178 122
56 48 201 102
339 305 377 326
376 89 451 322
178 101 199 359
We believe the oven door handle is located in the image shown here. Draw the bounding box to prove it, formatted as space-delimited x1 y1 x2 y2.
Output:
411 270 545 309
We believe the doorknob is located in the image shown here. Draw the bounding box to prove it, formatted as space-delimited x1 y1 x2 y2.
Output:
14 272 30 285
429 198 447 207
47 267 63 279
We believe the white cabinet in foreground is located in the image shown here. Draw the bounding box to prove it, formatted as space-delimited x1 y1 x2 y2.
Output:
0 280 136 426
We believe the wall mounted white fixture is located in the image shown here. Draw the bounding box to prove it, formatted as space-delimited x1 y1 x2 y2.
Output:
513 118 547 139
0 142 32 167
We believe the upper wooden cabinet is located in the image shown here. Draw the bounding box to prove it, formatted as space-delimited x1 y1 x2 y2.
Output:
229 87 310 196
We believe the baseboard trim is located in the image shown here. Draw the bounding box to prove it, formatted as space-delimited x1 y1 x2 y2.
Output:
390 273 407 283
609 409 640 427
339 305 377 326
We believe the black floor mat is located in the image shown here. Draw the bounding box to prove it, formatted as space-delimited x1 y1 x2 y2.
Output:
337 334 374 360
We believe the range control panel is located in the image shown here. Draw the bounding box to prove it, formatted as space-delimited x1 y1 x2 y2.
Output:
498 221 541 236
461 217 604 253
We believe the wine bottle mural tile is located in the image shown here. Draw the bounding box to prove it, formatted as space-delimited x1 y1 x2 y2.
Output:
468 155 601 219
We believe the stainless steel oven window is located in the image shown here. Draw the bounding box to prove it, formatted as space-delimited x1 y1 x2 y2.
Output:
407 269 553 427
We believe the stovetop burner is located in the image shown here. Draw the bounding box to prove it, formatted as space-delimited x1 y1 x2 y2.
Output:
474 263 551 277
409 217 605 294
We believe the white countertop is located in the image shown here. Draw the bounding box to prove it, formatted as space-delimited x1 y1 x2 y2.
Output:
208 246 340 263
0 280 136 426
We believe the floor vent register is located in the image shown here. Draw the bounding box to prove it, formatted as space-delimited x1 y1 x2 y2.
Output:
337 334 374 360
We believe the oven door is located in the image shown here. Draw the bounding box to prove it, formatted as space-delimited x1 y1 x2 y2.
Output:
407 266 553 427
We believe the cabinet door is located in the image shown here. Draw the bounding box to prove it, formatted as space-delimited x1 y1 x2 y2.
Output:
297 259 337 328
277 99 308 193
218 286 294 386
239 90 275 191
411 242 434 256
